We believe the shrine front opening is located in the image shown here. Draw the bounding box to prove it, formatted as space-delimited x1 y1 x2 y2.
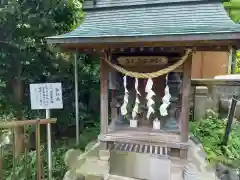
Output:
100 48 191 157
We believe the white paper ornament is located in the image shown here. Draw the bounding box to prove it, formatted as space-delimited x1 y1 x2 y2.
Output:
160 75 171 116
132 78 141 120
121 76 129 115
153 118 161 130
145 78 155 119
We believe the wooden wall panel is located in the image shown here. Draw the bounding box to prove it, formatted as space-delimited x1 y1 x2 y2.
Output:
191 52 229 79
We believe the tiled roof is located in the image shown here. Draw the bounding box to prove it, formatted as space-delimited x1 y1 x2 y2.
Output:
83 0 207 10
46 1 240 44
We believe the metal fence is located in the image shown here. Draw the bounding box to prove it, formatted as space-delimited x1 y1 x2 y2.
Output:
0 119 56 180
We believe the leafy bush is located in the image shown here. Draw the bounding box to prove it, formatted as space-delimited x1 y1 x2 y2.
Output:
77 122 100 150
190 116 240 168
235 51 240 74
2 145 68 180
2 123 100 179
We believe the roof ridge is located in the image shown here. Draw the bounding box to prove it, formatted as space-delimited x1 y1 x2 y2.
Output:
84 0 220 11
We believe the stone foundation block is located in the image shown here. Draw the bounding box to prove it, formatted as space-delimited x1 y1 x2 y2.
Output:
99 150 110 161
85 174 104 180
63 170 85 180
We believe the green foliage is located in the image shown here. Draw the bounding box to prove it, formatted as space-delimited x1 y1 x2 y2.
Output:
0 0 100 132
2 124 100 179
0 0 101 178
223 0 240 74
77 122 100 150
222 1 240 74
190 116 240 168
3 145 68 180
235 51 240 74
224 0 240 23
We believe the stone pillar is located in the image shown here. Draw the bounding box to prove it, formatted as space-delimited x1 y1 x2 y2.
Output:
98 149 110 179
194 87 208 120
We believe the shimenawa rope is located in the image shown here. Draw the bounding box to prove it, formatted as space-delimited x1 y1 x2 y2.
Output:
102 49 193 79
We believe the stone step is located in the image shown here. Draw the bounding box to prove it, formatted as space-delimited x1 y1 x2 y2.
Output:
85 175 104 180
108 175 140 180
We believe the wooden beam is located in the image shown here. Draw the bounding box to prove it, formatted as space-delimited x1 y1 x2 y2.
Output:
110 90 118 132
109 46 231 53
98 132 189 149
46 32 240 46
55 40 239 52
35 122 42 180
180 55 192 158
0 119 57 128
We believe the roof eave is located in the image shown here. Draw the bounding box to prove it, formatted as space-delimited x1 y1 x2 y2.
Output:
46 32 240 46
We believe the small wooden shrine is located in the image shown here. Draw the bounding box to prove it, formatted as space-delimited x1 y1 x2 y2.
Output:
47 0 240 179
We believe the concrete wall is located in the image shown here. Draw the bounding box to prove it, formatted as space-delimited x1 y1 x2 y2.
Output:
193 87 240 120
193 75 240 120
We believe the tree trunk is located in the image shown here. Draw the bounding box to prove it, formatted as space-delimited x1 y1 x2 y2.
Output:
11 57 25 156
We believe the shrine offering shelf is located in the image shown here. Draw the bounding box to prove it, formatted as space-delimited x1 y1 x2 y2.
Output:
108 124 181 133
98 130 189 149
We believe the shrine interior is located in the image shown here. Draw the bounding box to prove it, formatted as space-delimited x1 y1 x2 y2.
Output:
108 48 185 134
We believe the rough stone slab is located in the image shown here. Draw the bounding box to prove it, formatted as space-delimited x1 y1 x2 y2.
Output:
149 157 171 180
85 175 104 180
99 150 110 161
64 149 83 169
63 170 85 180
76 157 109 178
108 175 139 180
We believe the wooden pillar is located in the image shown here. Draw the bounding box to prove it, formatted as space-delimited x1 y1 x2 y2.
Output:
180 55 192 158
109 69 118 132
110 89 118 132
100 56 109 149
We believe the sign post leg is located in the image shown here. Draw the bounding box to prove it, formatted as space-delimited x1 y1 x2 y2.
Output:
74 53 79 146
46 109 52 180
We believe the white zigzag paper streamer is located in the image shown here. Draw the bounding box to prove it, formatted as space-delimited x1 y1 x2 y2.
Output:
132 78 141 119
145 78 155 119
160 74 171 116
121 76 129 116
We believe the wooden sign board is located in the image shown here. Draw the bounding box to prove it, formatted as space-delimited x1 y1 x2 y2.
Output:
117 56 168 66
30 83 63 110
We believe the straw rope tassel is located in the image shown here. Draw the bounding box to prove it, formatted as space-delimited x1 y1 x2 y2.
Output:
121 76 129 116
132 78 140 119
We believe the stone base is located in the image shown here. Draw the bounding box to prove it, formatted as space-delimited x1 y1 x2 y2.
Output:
85 175 104 180
63 170 85 180
63 139 219 180
63 142 109 180
107 175 142 180
107 169 183 180
110 149 186 180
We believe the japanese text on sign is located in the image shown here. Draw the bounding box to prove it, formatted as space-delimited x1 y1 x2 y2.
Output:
30 83 63 110
117 56 168 66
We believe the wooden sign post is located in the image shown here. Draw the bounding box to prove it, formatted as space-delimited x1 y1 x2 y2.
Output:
30 83 63 180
